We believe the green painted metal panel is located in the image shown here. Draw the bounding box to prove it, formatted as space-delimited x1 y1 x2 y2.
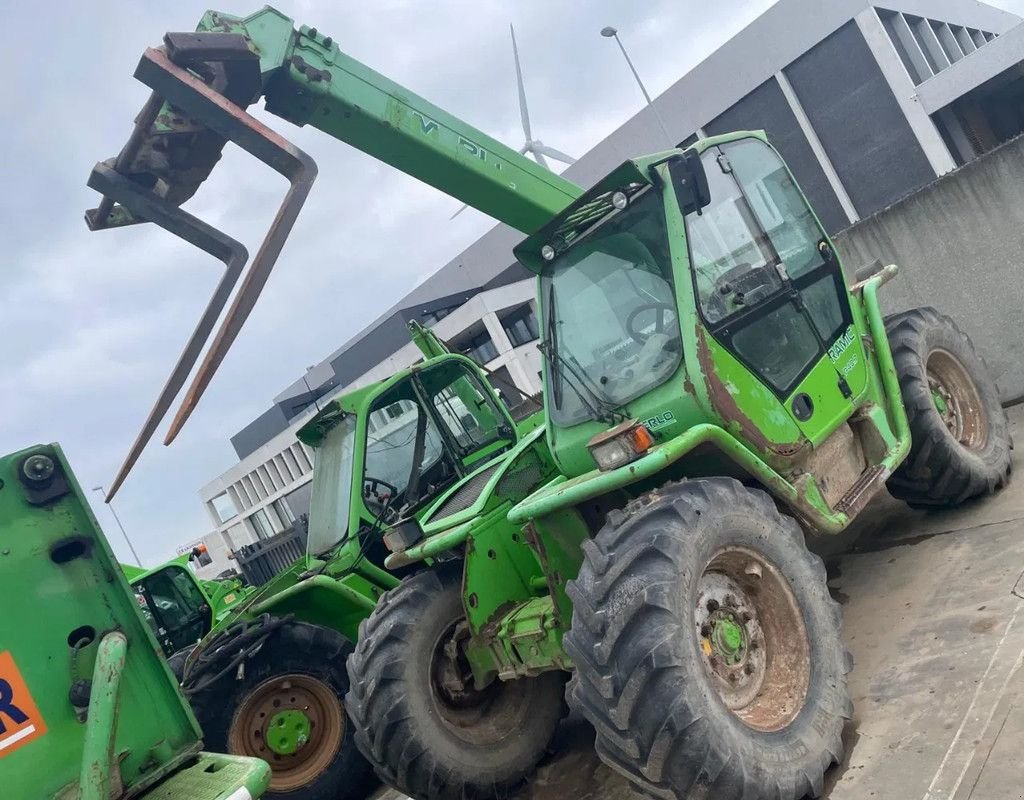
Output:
0 443 269 799
198 7 583 235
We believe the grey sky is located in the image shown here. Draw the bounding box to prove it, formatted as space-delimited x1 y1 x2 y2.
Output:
2 0 1022 566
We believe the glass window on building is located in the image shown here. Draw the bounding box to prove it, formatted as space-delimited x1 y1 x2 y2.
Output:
500 304 540 348
459 330 498 364
422 306 455 326
251 508 277 540
274 497 296 526
210 492 238 523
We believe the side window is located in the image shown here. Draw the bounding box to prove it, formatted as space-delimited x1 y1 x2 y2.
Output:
685 139 828 325
144 572 188 631
432 377 497 449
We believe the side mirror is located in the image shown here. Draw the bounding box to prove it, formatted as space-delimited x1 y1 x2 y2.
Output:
669 151 711 215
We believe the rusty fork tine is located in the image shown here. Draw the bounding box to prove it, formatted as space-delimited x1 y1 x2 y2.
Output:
128 47 318 446
86 163 249 501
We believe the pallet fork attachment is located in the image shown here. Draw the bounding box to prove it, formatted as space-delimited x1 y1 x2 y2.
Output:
85 36 317 499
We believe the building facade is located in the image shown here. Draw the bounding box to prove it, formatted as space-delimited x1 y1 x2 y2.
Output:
196 0 1024 575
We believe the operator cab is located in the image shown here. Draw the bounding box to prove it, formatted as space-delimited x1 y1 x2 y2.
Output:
517 132 864 477
133 564 214 657
301 356 516 569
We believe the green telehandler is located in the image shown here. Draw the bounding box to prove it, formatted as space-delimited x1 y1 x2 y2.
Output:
121 324 544 799
0 443 271 800
87 8 1011 800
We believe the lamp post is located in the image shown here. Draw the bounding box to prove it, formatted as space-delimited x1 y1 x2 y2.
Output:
600 26 673 145
91 485 142 566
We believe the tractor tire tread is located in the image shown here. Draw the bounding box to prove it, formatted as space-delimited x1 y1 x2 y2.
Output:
564 477 849 800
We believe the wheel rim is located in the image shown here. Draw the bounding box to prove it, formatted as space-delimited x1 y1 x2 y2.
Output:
694 547 810 732
927 348 987 449
428 620 532 746
228 673 344 792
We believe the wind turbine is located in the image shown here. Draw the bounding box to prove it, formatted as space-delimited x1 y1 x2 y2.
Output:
510 24 577 169
451 24 576 219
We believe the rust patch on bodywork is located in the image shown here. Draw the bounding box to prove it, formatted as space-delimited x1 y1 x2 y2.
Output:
695 328 807 459
521 522 562 627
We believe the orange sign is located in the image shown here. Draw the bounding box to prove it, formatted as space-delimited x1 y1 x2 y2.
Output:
0 651 47 757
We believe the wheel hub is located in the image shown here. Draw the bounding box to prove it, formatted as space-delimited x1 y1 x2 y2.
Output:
711 616 745 663
693 547 810 732
926 348 987 449
695 572 767 709
266 708 312 756
228 673 344 792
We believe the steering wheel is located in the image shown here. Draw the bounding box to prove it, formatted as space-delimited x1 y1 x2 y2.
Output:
364 477 398 506
625 302 677 344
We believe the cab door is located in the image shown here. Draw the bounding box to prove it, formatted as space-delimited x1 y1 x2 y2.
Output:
679 136 867 447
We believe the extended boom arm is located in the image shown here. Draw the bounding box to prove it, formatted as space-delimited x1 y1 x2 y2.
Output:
86 7 582 497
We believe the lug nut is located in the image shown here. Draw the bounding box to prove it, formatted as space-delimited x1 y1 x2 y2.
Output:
741 611 753 623
744 663 754 675
728 672 738 683
700 623 712 638
725 594 736 607
706 599 720 612
750 640 760 651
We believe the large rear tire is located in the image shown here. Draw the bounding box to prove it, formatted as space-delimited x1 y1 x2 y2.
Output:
190 621 375 800
346 568 566 800
885 307 1011 507
564 478 851 800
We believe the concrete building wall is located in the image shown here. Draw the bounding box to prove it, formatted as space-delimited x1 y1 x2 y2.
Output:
703 77 851 233
834 133 1024 402
787 20 939 214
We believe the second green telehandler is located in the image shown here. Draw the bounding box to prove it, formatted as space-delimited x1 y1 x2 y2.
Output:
126 327 545 800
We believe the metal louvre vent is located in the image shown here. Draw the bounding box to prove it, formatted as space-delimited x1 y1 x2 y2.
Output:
496 459 544 502
430 464 501 520
550 182 648 252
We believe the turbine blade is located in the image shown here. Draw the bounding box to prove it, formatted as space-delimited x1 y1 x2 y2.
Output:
511 24 533 141
535 144 577 165
529 146 549 170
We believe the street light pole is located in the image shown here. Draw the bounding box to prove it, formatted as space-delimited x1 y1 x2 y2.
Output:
92 486 142 566
600 26 674 146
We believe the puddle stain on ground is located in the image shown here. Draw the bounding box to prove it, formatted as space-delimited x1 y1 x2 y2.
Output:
969 616 999 634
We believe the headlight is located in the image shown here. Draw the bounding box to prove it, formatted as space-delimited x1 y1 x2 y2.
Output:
383 517 425 553
611 191 628 209
541 244 556 261
587 420 654 471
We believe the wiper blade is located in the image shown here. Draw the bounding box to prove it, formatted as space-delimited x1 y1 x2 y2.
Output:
540 340 623 426
542 283 626 426
567 354 628 425
544 283 564 409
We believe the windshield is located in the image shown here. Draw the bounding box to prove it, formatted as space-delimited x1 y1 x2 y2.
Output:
364 399 444 511
541 188 681 426
307 415 357 555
